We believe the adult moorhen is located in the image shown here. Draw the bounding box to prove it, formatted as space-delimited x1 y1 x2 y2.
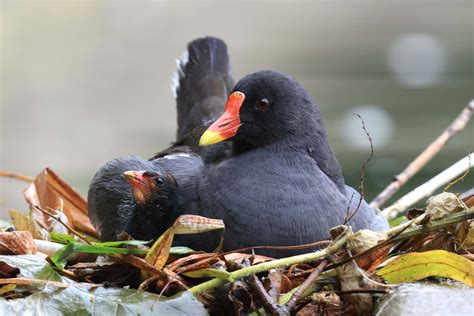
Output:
197 70 389 257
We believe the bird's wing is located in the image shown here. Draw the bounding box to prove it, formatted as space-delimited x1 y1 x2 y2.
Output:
197 152 349 254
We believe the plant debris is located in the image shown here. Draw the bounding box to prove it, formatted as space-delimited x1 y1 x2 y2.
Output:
0 167 473 315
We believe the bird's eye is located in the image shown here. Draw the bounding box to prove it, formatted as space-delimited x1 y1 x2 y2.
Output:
154 177 165 185
255 98 271 111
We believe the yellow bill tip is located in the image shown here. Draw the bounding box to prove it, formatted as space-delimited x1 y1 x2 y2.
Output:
199 130 225 146
123 170 135 178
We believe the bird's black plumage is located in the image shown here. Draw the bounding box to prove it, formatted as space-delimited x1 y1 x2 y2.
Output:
197 70 389 257
87 154 202 241
155 36 233 162
175 36 234 139
87 39 388 256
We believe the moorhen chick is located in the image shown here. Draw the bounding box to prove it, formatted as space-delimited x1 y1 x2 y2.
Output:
87 153 202 241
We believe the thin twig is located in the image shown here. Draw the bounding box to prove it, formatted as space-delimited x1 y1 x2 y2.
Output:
382 153 474 220
189 227 351 296
138 274 160 291
0 171 34 183
227 240 332 254
444 145 471 192
371 100 474 209
344 114 374 224
34 205 91 245
285 259 329 311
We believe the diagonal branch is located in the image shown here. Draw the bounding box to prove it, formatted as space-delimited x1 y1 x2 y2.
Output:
370 100 474 210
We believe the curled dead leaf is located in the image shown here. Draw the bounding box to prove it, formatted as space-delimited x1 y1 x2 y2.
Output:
426 192 467 220
146 215 225 272
23 168 98 238
347 229 389 271
172 215 225 235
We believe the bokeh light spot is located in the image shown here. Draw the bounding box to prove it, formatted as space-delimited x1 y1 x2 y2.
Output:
388 33 445 88
340 105 394 150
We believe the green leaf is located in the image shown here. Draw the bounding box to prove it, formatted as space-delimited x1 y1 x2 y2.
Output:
97 240 150 247
0 287 207 315
170 246 195 255
49 232 77 244
183 268 234 282
0 254 67 283
389 215 406 227
50 243 149 269
50 243 75 269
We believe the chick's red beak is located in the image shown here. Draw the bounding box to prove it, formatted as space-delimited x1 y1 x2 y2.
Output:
199 91 245 146
123 170 153 205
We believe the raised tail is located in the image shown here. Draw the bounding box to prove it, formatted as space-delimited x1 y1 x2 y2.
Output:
171 36 234 140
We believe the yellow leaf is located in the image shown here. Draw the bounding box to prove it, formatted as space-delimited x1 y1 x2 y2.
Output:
145 229 174 270
376 250 474 287
0 284 16 295
8 209 45 239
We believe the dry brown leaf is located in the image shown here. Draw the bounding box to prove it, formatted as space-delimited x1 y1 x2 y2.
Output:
463 195 474 208
0 261 20 278
23 168 98 238
167 253 217 271
265 269 283 299
0 231 37 255
347 229 390 271
172 215 225 235
145 231 175 271
333 227 374 313
297 292 342 316
146 215 224 271
223 252 273 265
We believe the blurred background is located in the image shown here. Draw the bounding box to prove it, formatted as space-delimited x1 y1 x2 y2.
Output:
1 0 473 219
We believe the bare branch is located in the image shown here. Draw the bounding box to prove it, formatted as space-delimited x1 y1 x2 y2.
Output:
285 259 329 311
0 171 33 183
382 153 474 220
34 205 91 245
371 100 474 209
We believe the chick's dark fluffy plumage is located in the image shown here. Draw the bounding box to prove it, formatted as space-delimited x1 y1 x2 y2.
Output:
87 154 203 241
